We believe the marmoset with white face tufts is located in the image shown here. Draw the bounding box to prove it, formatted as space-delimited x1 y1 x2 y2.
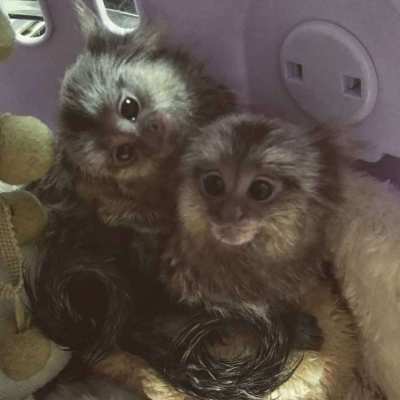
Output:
163 112 345 332
35 0 235 232
123 113 348 400
26 0 236 365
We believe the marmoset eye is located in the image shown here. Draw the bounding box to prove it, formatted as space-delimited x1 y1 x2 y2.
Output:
248 179 274 202
120 97 140 121
201 172 225 197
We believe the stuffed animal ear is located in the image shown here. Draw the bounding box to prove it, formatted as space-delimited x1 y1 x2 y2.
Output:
74 0 102 41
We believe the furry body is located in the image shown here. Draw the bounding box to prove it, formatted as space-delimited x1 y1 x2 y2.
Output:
163 114 343 318
37 1 235 232
25 208 136 362
123 305 310 400
127 114 345 399
26 0 235 365
326 170 399 399
93 282 359 400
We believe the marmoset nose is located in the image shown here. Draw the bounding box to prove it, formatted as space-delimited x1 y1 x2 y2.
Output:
139 111 174 152
145 114 165 135
219 202 244 224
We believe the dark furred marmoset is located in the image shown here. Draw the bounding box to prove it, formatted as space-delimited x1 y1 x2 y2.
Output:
26 0 236 365
34 1 235 232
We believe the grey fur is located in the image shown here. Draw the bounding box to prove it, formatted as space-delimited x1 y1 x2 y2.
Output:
34 2 235 231
26 0 235 372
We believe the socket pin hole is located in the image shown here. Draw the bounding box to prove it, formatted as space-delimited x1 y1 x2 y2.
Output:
286 62 303 81
344 76 362 98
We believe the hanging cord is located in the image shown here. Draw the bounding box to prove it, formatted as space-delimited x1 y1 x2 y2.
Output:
0 196 29 332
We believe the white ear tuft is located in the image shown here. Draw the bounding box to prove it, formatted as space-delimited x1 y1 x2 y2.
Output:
73 0 101 39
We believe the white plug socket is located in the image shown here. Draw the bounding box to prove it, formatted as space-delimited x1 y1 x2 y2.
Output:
280 20 378 125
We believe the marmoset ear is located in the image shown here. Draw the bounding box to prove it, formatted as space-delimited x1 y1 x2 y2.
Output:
74 0 102 41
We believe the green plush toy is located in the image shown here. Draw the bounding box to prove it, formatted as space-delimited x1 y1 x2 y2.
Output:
0 4 13 61
0 9 70 400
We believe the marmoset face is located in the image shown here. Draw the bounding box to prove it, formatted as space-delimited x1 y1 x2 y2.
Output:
60 32 190 183
59 1 235 185
179 114 341 252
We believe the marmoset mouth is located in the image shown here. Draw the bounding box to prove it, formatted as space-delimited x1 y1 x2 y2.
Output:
112 143 137 166
210 223 257 246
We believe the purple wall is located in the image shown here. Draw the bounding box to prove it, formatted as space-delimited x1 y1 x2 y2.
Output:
0 0 85 129
2 0 400 168
136 0 400 163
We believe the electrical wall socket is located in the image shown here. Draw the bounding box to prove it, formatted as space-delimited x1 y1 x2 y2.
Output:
280 20 378 125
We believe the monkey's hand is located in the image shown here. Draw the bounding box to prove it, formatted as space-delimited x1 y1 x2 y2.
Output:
288 311 324 351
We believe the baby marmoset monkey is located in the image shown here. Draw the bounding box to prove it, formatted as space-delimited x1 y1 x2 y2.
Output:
117 113 351 400
27 0 235 363
36 0 235 232
163 113 344 331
